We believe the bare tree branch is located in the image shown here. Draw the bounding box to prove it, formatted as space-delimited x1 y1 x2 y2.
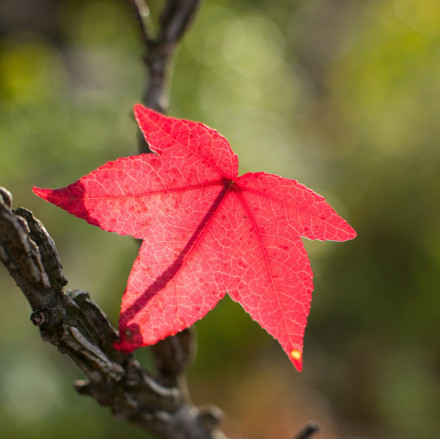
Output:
0 186 226 439
1 3 322 438
0 3 224 438
127 0 201 146
126 0 203 395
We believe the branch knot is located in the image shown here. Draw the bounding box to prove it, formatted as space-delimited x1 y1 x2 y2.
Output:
30 309 50 327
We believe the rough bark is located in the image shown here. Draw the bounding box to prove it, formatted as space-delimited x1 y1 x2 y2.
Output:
0 186 225 439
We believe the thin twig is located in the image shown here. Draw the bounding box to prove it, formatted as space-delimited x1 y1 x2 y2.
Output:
128 0 202 137
293 421 320 439
128 0 154 47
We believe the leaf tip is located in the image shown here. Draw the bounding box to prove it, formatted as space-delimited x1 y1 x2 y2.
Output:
133 103 146 115
290 349 303 372
113 339 134 354
114 324 144 354
346 224 357 240
32 186 51 201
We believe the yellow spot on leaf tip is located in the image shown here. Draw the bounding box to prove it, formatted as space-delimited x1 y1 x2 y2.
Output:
290 349 302 360
290 349 303 372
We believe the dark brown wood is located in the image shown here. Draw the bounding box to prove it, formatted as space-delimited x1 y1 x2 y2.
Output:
127 0 201 151
0 186 226 439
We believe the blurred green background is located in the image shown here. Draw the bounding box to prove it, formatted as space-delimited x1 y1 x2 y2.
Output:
1 0 439 438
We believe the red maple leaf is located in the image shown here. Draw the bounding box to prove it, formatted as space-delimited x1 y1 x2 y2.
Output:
33 105 356 371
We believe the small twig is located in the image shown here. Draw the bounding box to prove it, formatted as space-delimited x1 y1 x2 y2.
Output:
128 0 202 134
128 0 154 47
158 0 201 44
293 421 320 439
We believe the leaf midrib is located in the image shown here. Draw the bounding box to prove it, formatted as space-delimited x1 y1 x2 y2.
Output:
234 187 297 349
